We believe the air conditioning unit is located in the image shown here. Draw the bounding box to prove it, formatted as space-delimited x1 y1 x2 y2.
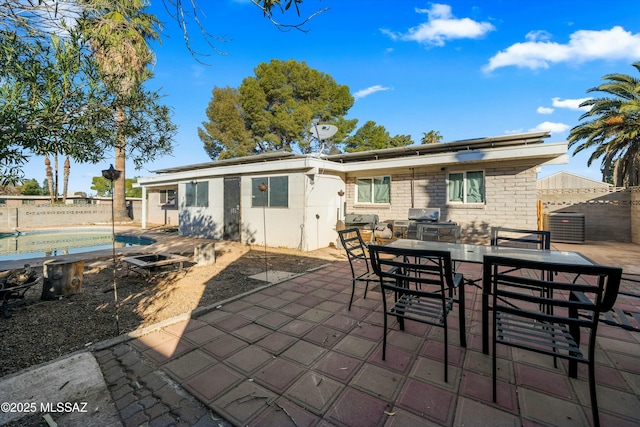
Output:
547 213 585 243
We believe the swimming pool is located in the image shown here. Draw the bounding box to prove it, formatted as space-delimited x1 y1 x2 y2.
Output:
0 229 155 262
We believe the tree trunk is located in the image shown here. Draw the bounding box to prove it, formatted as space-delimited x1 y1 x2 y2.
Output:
41 259 85 300
62 157 70 203
45 157 54 204
53 154 59 202
113 106 129 221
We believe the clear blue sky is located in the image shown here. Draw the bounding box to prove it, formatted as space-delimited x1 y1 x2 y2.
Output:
21 0 640 194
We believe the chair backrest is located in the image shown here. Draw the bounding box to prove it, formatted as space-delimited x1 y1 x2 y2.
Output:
368 244 456 292
417 223 461 243
490 227 550 250
483 255 622 322
338 228 370 265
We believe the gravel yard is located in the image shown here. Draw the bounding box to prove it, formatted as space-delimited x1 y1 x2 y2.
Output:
0 242 340 378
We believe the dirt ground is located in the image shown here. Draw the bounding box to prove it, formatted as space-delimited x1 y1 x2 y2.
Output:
0 242 342 378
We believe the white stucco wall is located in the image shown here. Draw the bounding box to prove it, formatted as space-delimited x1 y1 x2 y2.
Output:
178 178 224 239
303 173 345 251
241 173 306 249
237 172 344 251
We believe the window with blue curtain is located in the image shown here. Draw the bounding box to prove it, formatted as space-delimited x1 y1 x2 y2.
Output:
357 176 390 204
447 171 484 204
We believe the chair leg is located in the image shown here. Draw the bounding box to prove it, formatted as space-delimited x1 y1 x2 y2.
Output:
363 280 369 300
443 323 449 383
588 361 600 427
382 313 388 361
348 279 356 311
492 343 497 402
458 285 467 348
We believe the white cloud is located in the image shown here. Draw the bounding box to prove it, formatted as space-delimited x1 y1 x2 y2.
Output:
530 121 571 134
353 85 391 99
382 3 495 47
537 106 554 114
484 26 640 72
552 97 591 111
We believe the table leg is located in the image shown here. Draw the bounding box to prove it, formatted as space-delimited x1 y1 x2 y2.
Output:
482 288 489 354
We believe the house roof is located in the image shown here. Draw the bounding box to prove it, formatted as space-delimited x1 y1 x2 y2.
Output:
537 171 612 189
151 131 550 174
137 131 566 187
152 151 301 174
325 131 550 163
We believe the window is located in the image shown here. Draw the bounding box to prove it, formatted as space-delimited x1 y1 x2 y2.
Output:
185 182 208 207
357 176 390 204
160 189 176 205
22 199 35 205
448 171 484 204
252 176 288 207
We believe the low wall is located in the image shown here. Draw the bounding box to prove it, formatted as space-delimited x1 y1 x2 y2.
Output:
0 203 142 231
538 187 631 242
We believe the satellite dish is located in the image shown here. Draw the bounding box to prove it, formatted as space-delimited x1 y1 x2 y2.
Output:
310 123 338 141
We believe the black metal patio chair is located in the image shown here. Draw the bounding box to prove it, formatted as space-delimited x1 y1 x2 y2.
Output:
483 255 622 427
491 227 554 310
369 244 466 383
599 272 640 332
490 227 551 250
338 228 384 310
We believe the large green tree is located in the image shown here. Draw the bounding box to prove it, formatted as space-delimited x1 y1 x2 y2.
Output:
21 179 44 195
343 121 414 153
1 28 114 186
200 59 357 159
199 87 254 160
569 62 640 187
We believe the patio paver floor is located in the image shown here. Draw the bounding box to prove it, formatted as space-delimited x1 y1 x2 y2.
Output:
132 252 640 426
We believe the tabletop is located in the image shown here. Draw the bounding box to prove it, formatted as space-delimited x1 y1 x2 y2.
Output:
384 239 594 266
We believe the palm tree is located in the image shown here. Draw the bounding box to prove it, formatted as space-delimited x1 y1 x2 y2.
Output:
421 130 443 144
81 0 160 219
62 156 70 203
568 62 640 187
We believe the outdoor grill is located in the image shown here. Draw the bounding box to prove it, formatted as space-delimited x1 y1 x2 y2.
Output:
405 208 441 239
343 214 379 243
344 214 379 230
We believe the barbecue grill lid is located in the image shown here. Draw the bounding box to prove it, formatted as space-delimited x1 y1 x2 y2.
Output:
408 208 440 221
344 214 379 224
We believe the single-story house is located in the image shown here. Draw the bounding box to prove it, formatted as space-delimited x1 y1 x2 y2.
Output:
136 131 568 250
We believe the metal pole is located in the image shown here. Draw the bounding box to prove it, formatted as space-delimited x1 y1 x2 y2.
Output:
111 181 120 335
259 183 268 283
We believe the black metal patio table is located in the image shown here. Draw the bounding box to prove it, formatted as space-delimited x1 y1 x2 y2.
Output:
383 239 594 353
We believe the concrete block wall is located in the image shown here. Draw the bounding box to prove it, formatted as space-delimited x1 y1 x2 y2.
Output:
0 202 142 232
344 165 539 243
538 187 631 242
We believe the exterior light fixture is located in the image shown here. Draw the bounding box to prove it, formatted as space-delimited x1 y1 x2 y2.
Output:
101 164 122 335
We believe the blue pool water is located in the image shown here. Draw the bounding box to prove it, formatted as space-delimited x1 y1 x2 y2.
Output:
0 229 155 262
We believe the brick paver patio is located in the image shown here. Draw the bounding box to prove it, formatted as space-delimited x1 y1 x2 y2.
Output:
117 255 640 426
